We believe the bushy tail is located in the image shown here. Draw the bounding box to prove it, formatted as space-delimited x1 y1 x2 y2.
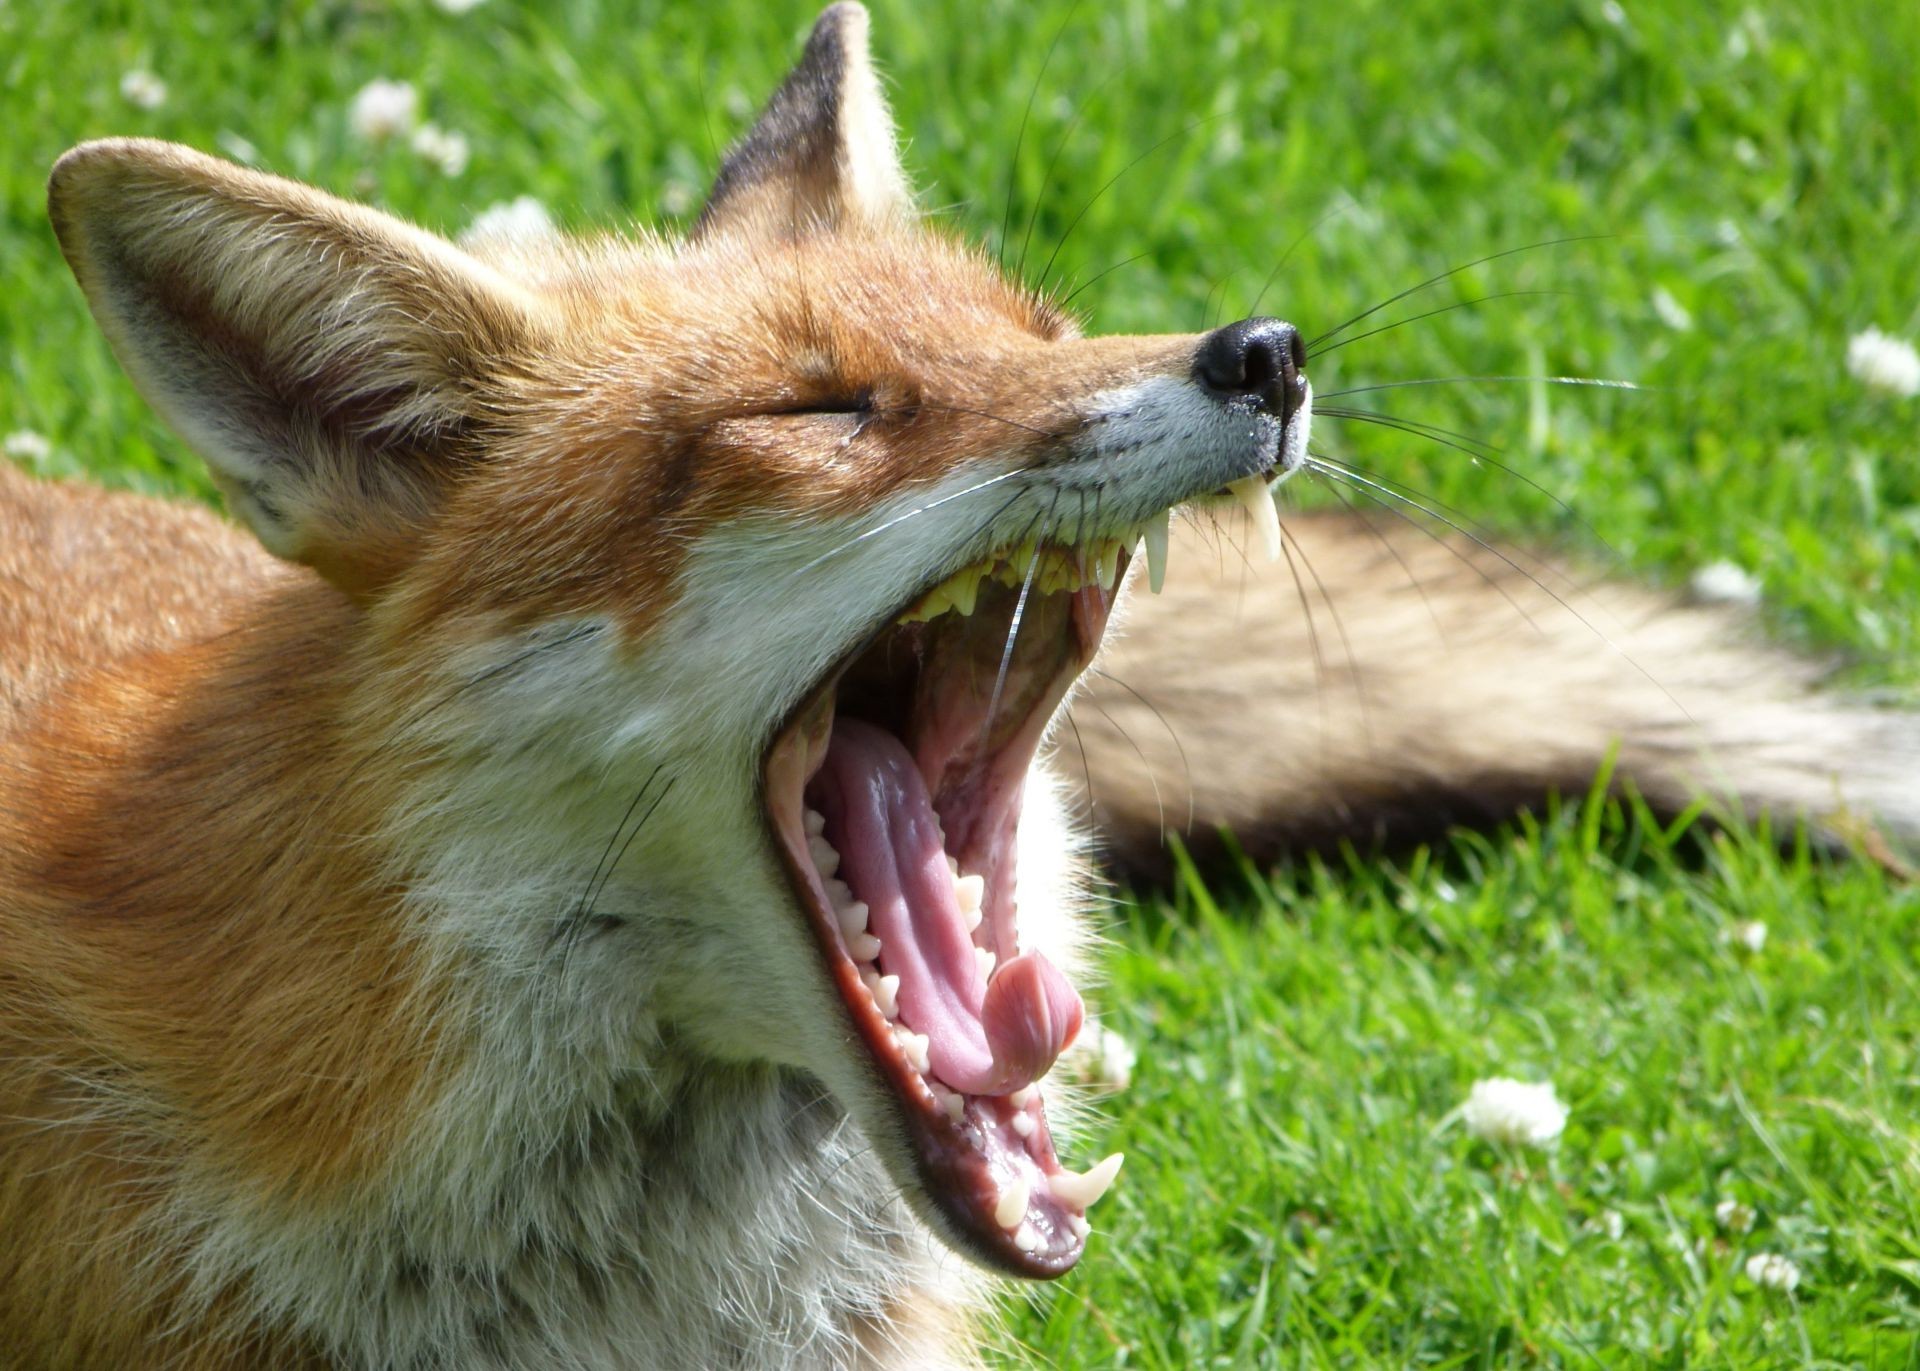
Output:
1070 513 1920 873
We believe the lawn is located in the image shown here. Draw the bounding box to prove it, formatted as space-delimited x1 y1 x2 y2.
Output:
3 0 1918 1365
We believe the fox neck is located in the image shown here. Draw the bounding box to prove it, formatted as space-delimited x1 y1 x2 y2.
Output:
37 575 958 1365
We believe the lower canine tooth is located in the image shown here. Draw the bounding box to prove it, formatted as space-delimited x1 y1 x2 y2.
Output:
994 1177 1029 1230
1047 1153 1124 1211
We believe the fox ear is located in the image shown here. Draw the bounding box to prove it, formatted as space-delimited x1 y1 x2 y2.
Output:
696 2 911 236
49 138 542 597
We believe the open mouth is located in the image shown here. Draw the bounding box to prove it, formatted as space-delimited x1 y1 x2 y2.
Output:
764 535 1135 1277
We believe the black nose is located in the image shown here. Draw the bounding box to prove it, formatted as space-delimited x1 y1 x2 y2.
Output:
1194 317 1307 421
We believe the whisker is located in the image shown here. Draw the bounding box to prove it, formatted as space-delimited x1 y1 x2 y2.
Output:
1058 249 1154 309
1317 476 1449 644
981 506 1052 749
1085 668 1192 836
1309 457 1692 721
1307 456 1546 632
999 0 1085 269
1316 374 1644 401
1305 289 1576 361
1246 201 1353 320
1035 114 1226 294
790 469 1029 578
1016 68 1121 282
1314 406 1620 566
1283 518 1374 748
1305 235 1613 352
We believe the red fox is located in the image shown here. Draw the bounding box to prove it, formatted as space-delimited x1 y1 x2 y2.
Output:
3 4 1914 1367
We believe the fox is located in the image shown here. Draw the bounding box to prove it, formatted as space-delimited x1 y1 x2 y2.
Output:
2 4 1915 1368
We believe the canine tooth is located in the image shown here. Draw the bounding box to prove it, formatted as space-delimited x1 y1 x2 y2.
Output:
874 973 901 1018
848 931 882 962
1010 1111 1035 1139
1227 474 1282 562
1143 509 1170 593
836 900 869 938
1067 1214 1091 1239
808 836 840 877
949 566 982 616
994 1177 1030 1230
974 946 997 981
803 808 827 836
1013 1225 1040 1253
954 873 984 914
1047 1153 1123 1210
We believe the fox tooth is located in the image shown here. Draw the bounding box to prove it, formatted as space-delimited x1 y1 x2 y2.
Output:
1008 1085 1034 1109
1143 509 1170 593
808 835 840 877
1097 539 1121 591
974 945 997 981
836 899 869 938
954 873 984 914
847 931 882 962
1010 1111 1035 1138
803 808 827 836
1013 1225 1040 1253
994 1177 1029 1229
901 1030 930 1075
1227 474 1282 561
949 566 981 616
1067 1214 1091 1239
874 973 900 1018
965 904 983 932
1047 1153 1123 1210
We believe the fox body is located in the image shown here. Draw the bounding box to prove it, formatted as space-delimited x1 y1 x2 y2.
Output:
2 6 1915 1368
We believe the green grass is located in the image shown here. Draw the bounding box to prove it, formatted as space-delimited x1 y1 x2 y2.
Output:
4 0 1918 1365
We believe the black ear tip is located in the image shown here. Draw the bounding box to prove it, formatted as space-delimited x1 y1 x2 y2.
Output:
805 2 870 58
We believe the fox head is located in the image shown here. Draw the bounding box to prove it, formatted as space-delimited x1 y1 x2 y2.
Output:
49 3 1310 1277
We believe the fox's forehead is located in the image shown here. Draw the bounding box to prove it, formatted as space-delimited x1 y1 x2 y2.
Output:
523 225 1068 380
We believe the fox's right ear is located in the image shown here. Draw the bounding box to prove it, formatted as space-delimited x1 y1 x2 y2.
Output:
49 138 544 598
695 2 911 238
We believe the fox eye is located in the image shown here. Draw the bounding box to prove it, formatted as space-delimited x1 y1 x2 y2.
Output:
789 389 874 417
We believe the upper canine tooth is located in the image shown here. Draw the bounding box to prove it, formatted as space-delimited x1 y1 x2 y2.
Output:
949 566 982 616
1046 1153 1123 1210
1227 474 1283 562
1143 509 1170 593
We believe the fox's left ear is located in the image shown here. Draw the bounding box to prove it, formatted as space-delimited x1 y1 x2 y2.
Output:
696 2 912 236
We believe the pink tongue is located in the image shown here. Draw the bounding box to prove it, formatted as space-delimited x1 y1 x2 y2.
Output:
811 719 1082 1095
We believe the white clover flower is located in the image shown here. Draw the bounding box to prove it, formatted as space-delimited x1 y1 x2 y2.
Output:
1690 560 1762 606
1847 328 1920 398
119 69 167 110
659 181 697 218
3 430 53 465
1744 1252 1801 1292
1461 1077 1568 1147
410 123 469 177
349 79 418 141
1715 1198 1756 1233
1650 286 1692 332
460 196 555 248
1733 920 1768 952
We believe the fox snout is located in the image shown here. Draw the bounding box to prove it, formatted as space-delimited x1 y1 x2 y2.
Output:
1193 316 1309 429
